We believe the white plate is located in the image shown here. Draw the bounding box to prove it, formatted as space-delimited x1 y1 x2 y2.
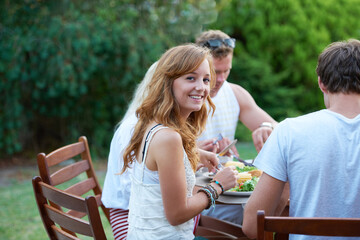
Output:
202 172 215 179
223 190 253 196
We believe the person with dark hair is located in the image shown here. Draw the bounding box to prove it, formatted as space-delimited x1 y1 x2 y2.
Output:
121 44 237 239
242 39 360 240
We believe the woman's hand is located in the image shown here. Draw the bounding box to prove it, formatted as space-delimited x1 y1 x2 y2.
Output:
197 138 219 152
198 148 219 172
217 137 239 157
213 167 237 191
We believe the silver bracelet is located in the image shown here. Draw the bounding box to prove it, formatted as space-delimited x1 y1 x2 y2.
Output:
259 122 273 130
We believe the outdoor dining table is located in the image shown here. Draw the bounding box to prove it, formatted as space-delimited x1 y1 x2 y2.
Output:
195 173 250 205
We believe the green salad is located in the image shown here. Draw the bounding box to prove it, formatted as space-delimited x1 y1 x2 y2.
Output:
235 165 257 173
228 176 259 192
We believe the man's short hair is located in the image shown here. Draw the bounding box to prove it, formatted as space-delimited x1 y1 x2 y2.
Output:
196 30 234 59
316 39 360 94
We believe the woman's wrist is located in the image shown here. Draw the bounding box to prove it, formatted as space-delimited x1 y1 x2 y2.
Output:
259 121 274 130
210 179 224 194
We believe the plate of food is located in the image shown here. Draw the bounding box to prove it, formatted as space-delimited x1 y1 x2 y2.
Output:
222 163 263 196
223 190 253 196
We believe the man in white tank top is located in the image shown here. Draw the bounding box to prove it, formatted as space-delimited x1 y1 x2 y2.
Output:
196 30 277 155
195 30 278 225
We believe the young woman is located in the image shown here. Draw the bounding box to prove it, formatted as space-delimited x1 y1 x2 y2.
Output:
122 44 237 239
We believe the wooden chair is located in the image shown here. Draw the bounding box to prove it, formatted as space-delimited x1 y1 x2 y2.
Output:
37 136 110 222
195 214 251 240
32 176 107 240
257 210 360 240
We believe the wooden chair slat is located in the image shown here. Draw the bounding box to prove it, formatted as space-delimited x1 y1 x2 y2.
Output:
257 210 360 240
195 226 236 239
67 210 86 219
65 178 96 196
40 182 87 213
63 193 101 219
50 160 90 186
199 214 247 238
46 142 85 167
52 226 78 240
45 203 93 236
195 215 251 240
266 217 360 236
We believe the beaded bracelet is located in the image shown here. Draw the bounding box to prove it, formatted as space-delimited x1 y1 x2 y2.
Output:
203 188 216 209
210 179 224 194
207 184 219 199
197 188 213 209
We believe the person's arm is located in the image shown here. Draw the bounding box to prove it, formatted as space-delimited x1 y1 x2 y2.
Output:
229 83 277 152
149 129 236 226
242 173 287 239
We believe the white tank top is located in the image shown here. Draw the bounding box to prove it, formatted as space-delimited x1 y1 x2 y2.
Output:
199 81 240 141
127 124 195 240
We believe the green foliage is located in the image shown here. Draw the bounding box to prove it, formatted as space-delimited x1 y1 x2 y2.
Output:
211 0 360 123
0 0 217 158
2 0 360 157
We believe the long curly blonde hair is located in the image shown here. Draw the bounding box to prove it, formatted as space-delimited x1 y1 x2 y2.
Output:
122 44 216 173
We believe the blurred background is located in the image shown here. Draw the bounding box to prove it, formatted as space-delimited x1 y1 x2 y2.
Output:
1 0 360 162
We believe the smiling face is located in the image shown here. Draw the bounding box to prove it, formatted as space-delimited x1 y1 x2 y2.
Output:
210 54 233 97
172 59 211 120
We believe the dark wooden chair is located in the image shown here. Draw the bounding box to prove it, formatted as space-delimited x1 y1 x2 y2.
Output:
32 176 107 240
195 214 251 240
257 210 360 240
36 136 110 222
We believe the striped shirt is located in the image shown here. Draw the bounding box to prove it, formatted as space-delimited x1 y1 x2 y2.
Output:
199 81 240 141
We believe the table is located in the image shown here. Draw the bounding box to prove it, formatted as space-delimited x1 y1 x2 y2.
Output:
196 174 250 205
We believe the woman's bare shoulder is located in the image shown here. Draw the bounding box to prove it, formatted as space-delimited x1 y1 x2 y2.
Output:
151 127 182 147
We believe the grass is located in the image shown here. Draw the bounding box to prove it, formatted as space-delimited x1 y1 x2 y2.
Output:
0 142 257 240
235 141 258 160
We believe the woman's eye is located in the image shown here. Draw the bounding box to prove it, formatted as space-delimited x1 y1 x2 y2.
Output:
203 78 210 83
186 76 195 81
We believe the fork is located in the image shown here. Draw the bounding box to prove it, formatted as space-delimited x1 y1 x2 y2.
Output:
212 133 223 145
229 149 255 166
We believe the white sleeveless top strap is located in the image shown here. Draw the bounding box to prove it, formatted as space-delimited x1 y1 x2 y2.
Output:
127 124 195 240
198 81 240 141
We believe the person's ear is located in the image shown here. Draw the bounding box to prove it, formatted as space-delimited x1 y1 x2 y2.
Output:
318 76 328 94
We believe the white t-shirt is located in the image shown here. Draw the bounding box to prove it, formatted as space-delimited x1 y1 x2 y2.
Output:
254 109 360 240
101 114 137 209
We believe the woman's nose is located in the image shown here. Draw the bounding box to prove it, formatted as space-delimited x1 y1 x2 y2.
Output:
195 80 205 90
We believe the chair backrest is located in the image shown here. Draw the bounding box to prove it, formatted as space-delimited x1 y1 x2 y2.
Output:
32 176 107 240
37 136 110 221
196 214 251 240
257 210 360 240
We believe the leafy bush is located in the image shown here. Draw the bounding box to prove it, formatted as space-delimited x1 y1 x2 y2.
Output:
2 0 360 158
0 0 217 158
211 0 360 122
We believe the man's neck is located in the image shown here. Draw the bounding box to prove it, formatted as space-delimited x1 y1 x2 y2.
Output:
327 93 360 119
